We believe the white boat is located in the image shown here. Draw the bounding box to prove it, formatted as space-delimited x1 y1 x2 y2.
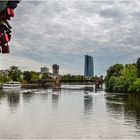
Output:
22 89 33 94
2 81 22 89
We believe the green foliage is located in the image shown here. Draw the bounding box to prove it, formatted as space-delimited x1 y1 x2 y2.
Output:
41 72 52 79
113 76 127 92
8 66 22 81
0 74 10 83
105 64 124 92
105 63 139 93
106 64 123 78
61 74 88 81
106 76 116 92
129 78 140 93
122 64 137 90
23 71 32 83
31 71 39 81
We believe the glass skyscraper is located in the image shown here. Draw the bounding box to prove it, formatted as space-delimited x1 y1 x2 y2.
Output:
84 55 94 77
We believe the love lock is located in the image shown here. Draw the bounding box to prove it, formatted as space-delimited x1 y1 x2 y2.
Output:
0 0 21 54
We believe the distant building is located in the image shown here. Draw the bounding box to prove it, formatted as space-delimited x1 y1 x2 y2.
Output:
40 67 49 73
0 69 9 75
84 55 94 77
52 64 59 77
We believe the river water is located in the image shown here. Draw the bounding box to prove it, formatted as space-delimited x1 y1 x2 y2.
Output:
0 84 140 139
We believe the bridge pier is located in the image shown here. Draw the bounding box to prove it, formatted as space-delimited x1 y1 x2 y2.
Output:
95 75 103 90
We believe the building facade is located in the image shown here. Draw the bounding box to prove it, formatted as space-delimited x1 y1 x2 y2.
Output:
52 64 59 77
40 67 49 73
84 55 94 77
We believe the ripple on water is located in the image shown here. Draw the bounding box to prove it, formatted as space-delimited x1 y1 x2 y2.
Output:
0 86 140 139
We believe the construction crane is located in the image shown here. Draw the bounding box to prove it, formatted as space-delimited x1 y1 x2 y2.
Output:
0 0 21 54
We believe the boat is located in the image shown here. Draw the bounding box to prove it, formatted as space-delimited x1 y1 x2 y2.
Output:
2 81 22 89
22 89 39 94
22 89 33 94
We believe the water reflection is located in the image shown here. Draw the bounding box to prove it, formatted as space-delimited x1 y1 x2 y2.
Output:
0 86 140 139
124 94 140 128
84 96 93 114
105 94 125 116
105 93 140 128
52 88 61 108
0 90 20 113
39 90 48 101
7 92 20 108
84 86 94 92
0 90 5 100
83 87 93 114
52 88 61 93
22 91 34 103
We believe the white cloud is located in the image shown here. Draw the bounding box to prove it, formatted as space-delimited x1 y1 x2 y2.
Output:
1 54 46 72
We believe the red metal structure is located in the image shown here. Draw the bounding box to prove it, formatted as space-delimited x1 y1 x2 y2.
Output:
0 0 21 53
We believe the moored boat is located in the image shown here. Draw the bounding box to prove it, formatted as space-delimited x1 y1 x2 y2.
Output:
3 81 22 89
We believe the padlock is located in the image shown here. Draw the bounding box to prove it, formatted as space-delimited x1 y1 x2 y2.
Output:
4 33 9 42
7 7 14 17
1 44 10 53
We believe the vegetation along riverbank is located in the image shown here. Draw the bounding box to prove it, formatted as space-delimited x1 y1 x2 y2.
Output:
0 66 97 89
105 58 140 93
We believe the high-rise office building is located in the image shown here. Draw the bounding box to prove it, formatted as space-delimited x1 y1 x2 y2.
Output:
84 55 94 77
52 64 59 77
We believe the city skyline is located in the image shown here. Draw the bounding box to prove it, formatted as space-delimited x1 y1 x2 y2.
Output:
0 1 140 75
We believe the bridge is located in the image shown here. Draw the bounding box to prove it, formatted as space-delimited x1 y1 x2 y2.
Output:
27 75 104 89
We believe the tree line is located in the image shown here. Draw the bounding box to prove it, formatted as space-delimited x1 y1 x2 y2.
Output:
0 66 52 84
105 59 140 93
0 66 95 84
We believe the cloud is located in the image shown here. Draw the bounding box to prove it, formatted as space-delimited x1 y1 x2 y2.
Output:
2 0 140 75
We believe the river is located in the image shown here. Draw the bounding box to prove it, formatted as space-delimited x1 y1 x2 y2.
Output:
0 84 140 139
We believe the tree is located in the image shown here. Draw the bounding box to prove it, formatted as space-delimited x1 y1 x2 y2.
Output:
31 71 39 81
23 71 32 83
8 66 22 81
105 64 124 91
106 64 123 78
105 63 139 93
61 74 88 81
122 64 137 89
136 58 140 77
129 78 140 93
42 72 49 79
0 72 10 83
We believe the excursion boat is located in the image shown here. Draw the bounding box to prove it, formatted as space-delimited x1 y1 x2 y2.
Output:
2 81 22 89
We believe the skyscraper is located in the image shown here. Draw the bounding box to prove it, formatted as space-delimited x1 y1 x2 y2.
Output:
84 55 94 77
52 64 59 77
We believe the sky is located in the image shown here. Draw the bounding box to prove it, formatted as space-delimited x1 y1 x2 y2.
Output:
1 0 140 75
